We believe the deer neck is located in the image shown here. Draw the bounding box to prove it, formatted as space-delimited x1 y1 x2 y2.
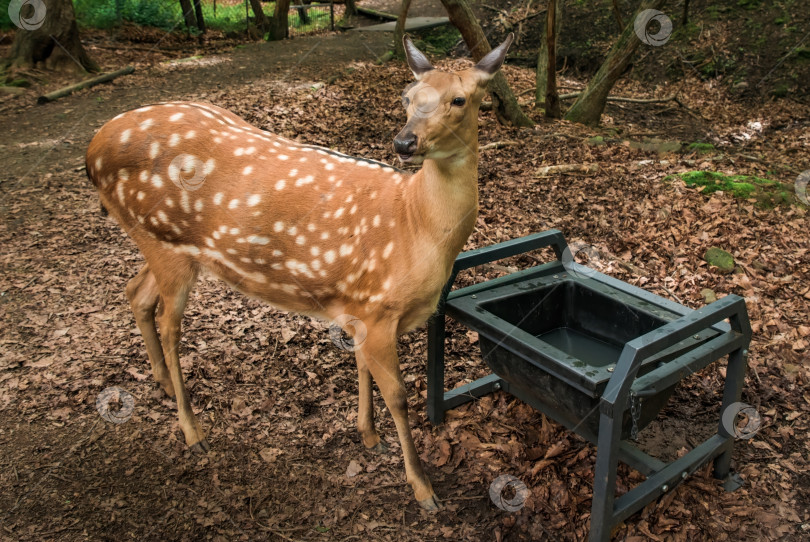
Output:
403 147 479 260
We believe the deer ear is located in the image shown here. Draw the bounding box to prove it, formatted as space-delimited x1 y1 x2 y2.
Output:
473 33 514 84
403 35 434 80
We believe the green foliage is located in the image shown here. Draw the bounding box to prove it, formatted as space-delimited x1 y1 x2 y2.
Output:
687 142 716 154
667 170 797 208
411 26 462 57
73 0 181 30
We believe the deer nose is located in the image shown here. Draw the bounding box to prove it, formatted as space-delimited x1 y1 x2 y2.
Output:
393 132 418 156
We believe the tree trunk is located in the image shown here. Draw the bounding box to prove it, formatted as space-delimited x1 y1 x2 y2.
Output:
394 0 413 59
7 0 98 73
440 0 533 127
345 0 358 18
248 0 271 32
564 0 665 126
193 0 206 33
611 0 624 29
537 0 561 117
178 0 197 30
269 0 291 40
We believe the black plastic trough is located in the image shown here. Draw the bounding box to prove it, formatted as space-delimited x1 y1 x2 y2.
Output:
427 230 751 542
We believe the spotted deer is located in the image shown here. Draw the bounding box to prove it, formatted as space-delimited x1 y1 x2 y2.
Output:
86 35 514 510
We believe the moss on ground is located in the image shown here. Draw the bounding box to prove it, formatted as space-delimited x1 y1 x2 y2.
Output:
667 170 799 208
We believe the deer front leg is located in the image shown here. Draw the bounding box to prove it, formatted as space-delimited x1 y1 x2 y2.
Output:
358 328 440 511
356 362 387 453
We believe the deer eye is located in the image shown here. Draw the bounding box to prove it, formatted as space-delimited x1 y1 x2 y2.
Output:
451 97 466 107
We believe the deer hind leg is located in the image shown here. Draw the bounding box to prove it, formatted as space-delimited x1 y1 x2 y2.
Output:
126 265 174 397
148 257 208 452
357 324 440 510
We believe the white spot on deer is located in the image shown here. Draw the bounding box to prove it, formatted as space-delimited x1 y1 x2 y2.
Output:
234 148 244 156
203 159 215 175
116 183 126 203
120 129 132 144
169 133 180 147
345 194 354 203
194 199 203 212
311 259 321 270
118 169 129 181
320 232 329 240
230 228 240 235
324 163 334 171
139 170 149 182
152 175 163 188
165 198 174 208
200 110 214 119
287 226 298 236
275 180 286 190
368 258 377 272
177 244 200 256
195 214 202 221
185 130 196 139
350 205 358 215
94 157 103 171
246 194 261 207
370 191 377 200
307 223 316 232
272 250 283 257
255 258 266 265
226 248 238 255
245 147 256 155
213 193 224 205
278 155 289 160
218 225 228 233
323 211 331 219
157 210 170 223
136 191 145 201
140 119 154 130
324 250 336 264
273 221 284 232
214 137 223 144
334 208 345 218
228 199 240 209
296 235 306 245
295 175 314 187
369 294 384 303
339 244 353 257
150 216 160 227
288 169 298 177
169 112 184 122
328 175 336 182
383 241 394 259
149 141 160 159
243 166 253 176
202 248 267 283
236 238 245 243
247 235 270 245
180 191 190 213
240 257 252 264
310 246 320 256
213 231 221 240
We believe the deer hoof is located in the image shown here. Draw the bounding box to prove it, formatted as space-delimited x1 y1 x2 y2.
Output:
418 494 442 512
369 442 388 454
190 439 210 454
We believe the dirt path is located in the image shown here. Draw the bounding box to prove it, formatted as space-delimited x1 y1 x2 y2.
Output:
0 31 392 185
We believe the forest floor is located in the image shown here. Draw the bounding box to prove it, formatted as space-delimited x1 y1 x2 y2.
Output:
1 5 809 542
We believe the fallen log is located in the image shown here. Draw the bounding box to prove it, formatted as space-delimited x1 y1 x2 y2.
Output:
37 65 135 104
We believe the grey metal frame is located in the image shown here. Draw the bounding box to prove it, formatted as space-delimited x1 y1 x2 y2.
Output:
426 230 751 542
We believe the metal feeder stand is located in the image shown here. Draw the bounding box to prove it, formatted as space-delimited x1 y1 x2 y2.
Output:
427 230 752 542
